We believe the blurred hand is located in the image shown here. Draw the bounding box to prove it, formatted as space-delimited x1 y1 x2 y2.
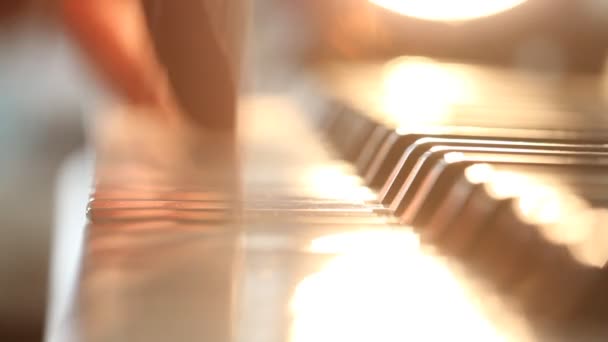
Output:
1 0 176 113
60 0 176 113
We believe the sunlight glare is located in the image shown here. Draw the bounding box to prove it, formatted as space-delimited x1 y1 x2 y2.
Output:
570 209 608 268
304 165 376 201
382 57 477 128
485 171 536 200
465 164 495 184
370 0 527 22
289 230 530 342
485 170 594 247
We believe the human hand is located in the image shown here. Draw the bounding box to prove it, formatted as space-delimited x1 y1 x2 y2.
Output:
59 0 177 114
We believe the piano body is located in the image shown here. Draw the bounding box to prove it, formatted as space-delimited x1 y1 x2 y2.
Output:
47 0 608 341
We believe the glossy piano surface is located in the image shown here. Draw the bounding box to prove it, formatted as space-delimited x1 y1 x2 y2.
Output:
57 100 522 342
58 58 608 341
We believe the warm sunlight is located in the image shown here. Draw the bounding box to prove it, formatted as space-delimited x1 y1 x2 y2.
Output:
570 209 608 268
370 0 527 22
290 230 532 342
303 165 376 201
381 57 477 127
478 167 605 267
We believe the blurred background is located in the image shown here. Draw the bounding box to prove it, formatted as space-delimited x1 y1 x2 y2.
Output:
0 9 87 342
1 0 607 341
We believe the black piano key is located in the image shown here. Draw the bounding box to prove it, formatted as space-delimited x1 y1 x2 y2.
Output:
465 201 542 289
378 137 608 206
342 115 379 162
395 147 608 224
323 106 349 141
516 255 601 322
389 147 453 217
355 125 392 174
437 183 504 257
401 158 472 227
424 165 608 321
572 271 608 322
433 162 608 254
329 113 358 150
419 170 480 243
363 132 423 188
330 111 378 161
318 100 348 133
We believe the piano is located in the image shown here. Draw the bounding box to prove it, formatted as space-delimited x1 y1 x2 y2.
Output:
44 1 608 341
46 56 608 341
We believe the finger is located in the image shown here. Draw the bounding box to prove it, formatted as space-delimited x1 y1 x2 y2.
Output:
60 0 176 112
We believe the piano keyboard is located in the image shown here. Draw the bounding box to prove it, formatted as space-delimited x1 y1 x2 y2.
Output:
62 59 608 341
319 103 608 325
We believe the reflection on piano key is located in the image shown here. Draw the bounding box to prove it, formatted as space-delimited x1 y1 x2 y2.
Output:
291 230 532 342
303 165 377 202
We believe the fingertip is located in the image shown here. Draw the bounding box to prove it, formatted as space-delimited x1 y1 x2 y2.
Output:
59 0 162 105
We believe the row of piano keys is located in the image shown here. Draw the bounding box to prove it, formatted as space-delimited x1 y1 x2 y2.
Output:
80 89 608 341
316 98 608 331
81 103 412 342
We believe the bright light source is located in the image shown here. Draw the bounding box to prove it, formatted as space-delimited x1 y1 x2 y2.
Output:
303 165 376 202
290 230 532 342
370 0 527 22
382 57 477 127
